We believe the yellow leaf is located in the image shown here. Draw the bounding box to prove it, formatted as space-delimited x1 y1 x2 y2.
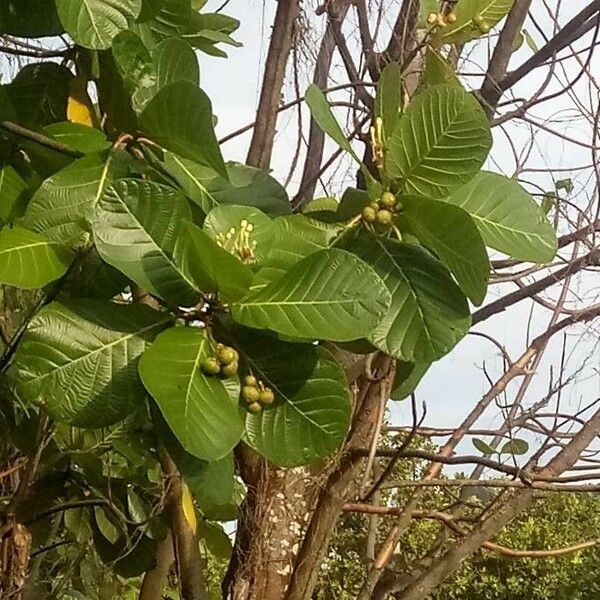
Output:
181 482 197 535
67 77 95 127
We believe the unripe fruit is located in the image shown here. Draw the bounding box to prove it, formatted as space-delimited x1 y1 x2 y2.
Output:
427 12 437 24
380 192 397 208
436 14 447 27
369 201 380 211
446 12 457 23
201 357 221 376
376 209 393 225
217 346 237 365
244 375 258 387
247 402 262 414
473 13 484 25
242 385 260 403
222 361 238 377
479 20 490 33
259 389 275 405
362 206 377 223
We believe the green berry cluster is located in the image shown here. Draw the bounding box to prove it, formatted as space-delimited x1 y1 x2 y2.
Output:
241 375 275 414
201 343 239 378
361 192 400 227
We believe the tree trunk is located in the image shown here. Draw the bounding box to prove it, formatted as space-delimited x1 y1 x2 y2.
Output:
226 355 395 600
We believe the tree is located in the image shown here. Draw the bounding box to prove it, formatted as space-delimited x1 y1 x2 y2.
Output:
0 1 599 599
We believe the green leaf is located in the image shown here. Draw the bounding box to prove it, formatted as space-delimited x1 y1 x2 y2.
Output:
203 205 274 263
260 215 344 275
418 0 439 27
163 153 291 216
188 454 238 520
22 150 127 245
0 166 28 224
442 171 557 262
397 195 490 305
139 81 227 179
7 63 72 128
387 84 491 198
93 178 200 306
305 84 361 164
523 29 539 52
501 438 529 456
94 507 120 544
473 437 495 456
337 188 370 221
423 47 462 87
442 0 515 44
390 361 430 401
375 62 401 137
139 326 244 461
131 0 191 46
0 0 63 37
232 329 351 466
198 521 232 561
56 0 142 49
12 300 171 427
41 122 110 154
0 228 72 289
111 31 154 95
302 197 339 215
342 231 471 362
178 220 254 302
232 249 391 342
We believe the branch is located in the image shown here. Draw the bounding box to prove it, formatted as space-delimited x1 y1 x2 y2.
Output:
473 249 600 324
0 121 84 158
246 0 300 169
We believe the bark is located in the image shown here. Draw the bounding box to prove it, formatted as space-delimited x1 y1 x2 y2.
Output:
160 450 208 600
138 534 174 600
246 0 301 170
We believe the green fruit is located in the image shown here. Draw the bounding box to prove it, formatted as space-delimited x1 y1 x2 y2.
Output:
362 206 377 223
376 209 393 225
247 402 262 414
201 357 221 376
259 389 275 405
217 346 237 365
369 201 380 211
244 375 258 387
242 386 260 403
222 361 238 377
380 192 396 208
479 20 490 33
473 13 484 25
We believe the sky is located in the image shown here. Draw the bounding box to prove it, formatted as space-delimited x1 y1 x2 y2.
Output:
197 1 600 465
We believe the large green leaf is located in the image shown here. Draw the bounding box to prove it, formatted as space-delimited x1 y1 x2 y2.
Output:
131 0 191 46
375 62 401 138
442 0 515 44
343 231 471 362
0 0 63 37
56 0 142 49
397 195 490 305
387 84 491 198
231 329 351 466
259 214 344 275
7 63 72 128
177 220 254 303
22 150 127 245
231 249 391 342
139 326 244 461
41 122 110 154
112 33 199 112
442 171 557 262
163 153 291 216
0 166 28 224
305 84 360 163
139 81 227 179
12 300 170 427
0 228 72 289
93 178 199 305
